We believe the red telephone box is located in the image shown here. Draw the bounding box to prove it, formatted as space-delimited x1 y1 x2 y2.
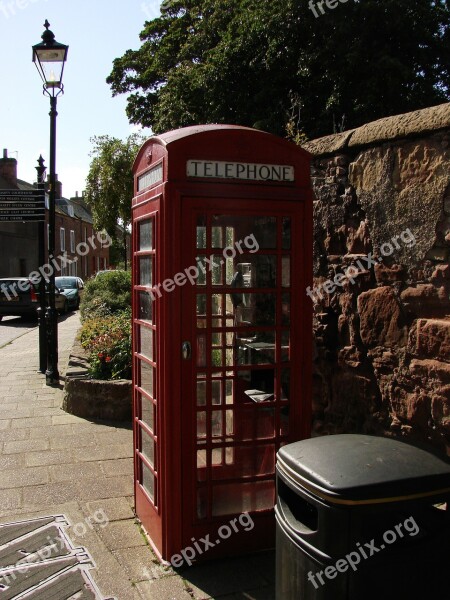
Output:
131 125 312 563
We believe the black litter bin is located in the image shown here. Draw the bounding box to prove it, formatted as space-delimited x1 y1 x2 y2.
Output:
275 434 450 600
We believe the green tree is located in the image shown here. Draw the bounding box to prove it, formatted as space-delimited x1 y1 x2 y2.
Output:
107 0 449 140
84 134 143 268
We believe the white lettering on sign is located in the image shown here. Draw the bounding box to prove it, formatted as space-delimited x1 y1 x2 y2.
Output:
138 163 163 191
187 160 294 182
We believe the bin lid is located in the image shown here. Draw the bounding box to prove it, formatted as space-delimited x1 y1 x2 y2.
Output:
277 434 450 505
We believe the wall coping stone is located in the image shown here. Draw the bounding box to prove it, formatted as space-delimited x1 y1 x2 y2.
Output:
303 103 450 157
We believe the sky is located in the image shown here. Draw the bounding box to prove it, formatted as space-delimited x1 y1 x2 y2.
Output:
0 0 160 198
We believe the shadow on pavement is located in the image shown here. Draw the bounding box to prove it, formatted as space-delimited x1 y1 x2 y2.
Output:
0 315 37 328
177 549 276 599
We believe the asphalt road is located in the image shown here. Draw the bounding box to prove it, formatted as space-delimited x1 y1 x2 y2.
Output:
0 316 38 348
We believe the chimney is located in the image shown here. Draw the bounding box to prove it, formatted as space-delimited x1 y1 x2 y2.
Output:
0 149 18 186
46 174 62 199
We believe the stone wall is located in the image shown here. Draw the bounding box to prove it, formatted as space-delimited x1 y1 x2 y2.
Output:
62 336 132 422
302 103 450 455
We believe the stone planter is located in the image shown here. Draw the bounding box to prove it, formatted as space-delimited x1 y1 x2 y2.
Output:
62 336 132 421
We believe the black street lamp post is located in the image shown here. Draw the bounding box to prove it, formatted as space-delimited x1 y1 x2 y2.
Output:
32 20 68 386
35 155 47 374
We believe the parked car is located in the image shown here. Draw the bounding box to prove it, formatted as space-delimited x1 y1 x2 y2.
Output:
43 282 70 314
0 277 68 321
55 276 84 309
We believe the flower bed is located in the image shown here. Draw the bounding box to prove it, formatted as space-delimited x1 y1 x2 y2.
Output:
80 309 131 380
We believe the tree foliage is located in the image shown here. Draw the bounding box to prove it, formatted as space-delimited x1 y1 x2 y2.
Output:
84 134 143 237
80 270 132 321
107 0 449 140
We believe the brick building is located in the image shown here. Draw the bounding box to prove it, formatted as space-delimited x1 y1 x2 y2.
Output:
0 149 110 279
54 194 109 279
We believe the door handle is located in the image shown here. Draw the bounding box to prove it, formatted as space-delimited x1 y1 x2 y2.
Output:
182 341 192 360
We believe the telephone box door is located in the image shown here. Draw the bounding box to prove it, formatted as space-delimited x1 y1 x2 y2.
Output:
180 197 308 551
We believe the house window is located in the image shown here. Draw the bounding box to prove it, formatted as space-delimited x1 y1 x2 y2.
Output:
70 230 75 253
60 228 66 252
68 206 74 217
69 261 77 276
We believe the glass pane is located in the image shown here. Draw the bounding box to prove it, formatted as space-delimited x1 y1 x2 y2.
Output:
281 369 290 402
282 218 291 249
211 294 225 316
197 488 207 519
212 448 224 465
141 428 154 467
138 291 153 322
212 331 223 346
226 380 233 404
212 380 222 405
230 293 276 327
225 257 235 285
282 256 290 288
212 227 223 248
256 408 276 438
141 461 155 502
139 220 153 251
197 334 207 367
212 411 223 436
225 409 234 435
212 480 275 516
212 215 276 249
212 294 224 316
197 412 206 438
225 348 233 367
211 446 275 480
197 294 206 316
235 331 276 365
140 360 153 396
140 326 153 361
212 256 224 285
226 446 235 465
233 256 277 288
280 405 289 436
212 348 222 367
139 257 152 286
282 293 290 326
197 450 207 481
197 381 206 406
238 368 275 401
232 405 274 441
197 227 206 249
225 226 234 247
196 257 206 286
141 395 154 431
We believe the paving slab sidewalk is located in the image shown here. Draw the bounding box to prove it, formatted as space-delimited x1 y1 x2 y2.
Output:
0 313 275 599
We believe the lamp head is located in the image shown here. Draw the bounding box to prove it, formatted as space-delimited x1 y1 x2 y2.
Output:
32 20 68 97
